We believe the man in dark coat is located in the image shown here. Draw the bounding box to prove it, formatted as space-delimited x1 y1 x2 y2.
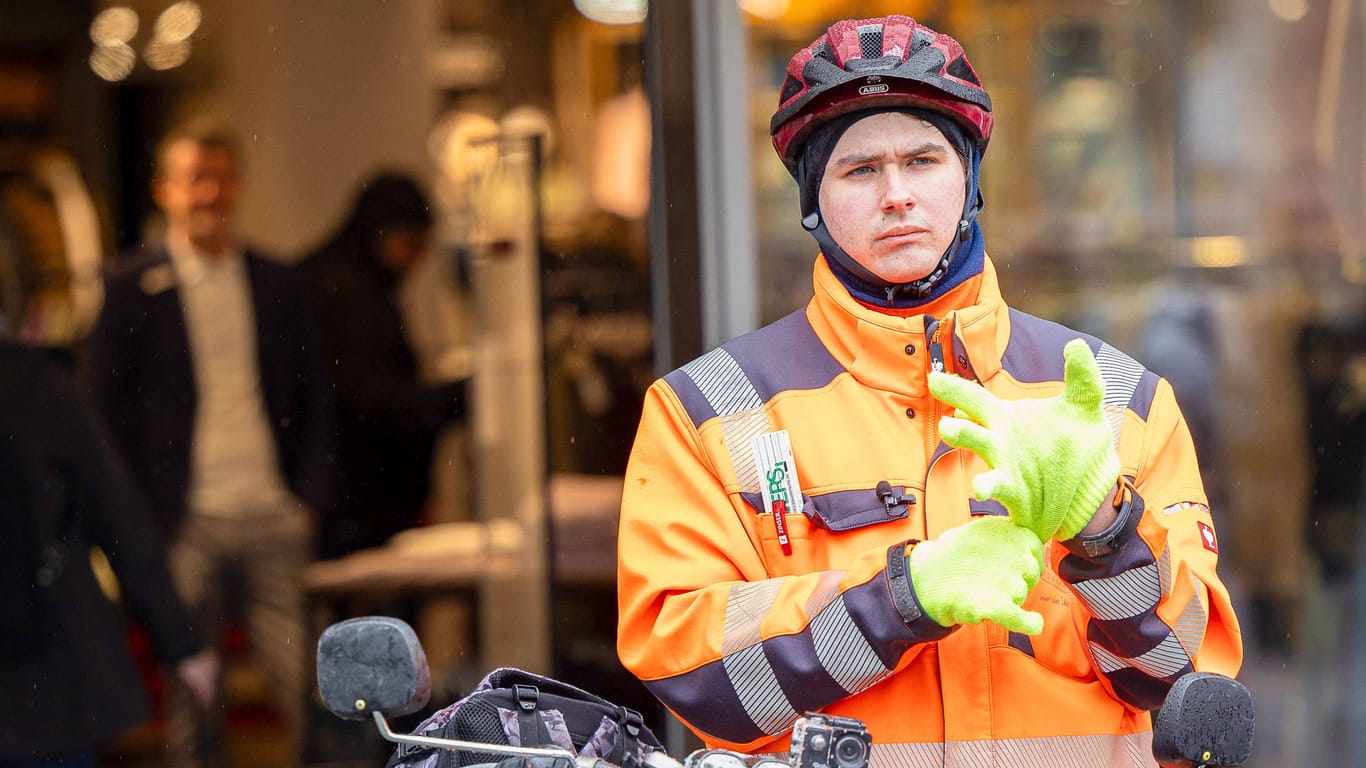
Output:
89 123 331 767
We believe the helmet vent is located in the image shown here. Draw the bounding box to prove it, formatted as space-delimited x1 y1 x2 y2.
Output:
857 26 884 60
779 74 804 106
812 40 835 64
910 28 934 53
946 56 980 85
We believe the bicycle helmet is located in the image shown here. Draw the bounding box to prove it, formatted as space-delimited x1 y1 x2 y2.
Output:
771 15 992 176
770 16 993 303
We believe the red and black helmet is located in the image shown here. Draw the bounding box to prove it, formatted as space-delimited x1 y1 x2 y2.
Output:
770 15 993 177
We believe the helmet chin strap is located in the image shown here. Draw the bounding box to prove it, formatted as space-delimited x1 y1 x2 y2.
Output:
799 145 983 306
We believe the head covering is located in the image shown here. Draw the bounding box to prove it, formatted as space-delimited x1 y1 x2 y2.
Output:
798 107 971 217
345 174 433 244
769 15 992 307
319 172 433 284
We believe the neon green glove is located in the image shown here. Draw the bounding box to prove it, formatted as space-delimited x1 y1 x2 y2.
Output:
908 516 1045 635
928 338 1121 542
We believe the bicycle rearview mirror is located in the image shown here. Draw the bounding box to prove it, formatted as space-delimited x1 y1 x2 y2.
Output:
316 615 432 721
1151 672 1254 768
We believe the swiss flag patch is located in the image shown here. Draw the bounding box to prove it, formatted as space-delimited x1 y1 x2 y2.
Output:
1197 521 1219 553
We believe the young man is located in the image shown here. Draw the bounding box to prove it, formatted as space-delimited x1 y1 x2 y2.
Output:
90 124 331 766
617 16 1241 766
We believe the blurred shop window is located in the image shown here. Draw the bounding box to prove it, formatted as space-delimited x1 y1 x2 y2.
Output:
971 6 1176 298
1030 22 1162 254
543 211 653 476
1298 306 1366 586
541 12 653 476
590 86 650 220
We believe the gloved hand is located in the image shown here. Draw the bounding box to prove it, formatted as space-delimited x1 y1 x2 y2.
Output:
928 338 1120 542
909 516 1045 635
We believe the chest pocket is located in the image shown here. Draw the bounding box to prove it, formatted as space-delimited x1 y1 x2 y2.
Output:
741 486 913 530
741 486 917 576
678 346 918 570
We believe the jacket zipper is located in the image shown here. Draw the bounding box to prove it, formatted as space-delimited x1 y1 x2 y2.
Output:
926 317 947 374
925 316 947 454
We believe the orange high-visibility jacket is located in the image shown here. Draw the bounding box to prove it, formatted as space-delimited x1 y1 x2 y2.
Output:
617 256 1242 768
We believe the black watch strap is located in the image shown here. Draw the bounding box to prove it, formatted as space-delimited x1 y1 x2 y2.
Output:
886 541 923 625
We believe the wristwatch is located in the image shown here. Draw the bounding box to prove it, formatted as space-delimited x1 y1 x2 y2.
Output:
886 540 923 625
1067 476 1143 559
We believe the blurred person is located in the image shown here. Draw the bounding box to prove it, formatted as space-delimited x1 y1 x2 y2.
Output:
0 162 216 768
616 15 1242 765
88 123 332 767
300 172 467 560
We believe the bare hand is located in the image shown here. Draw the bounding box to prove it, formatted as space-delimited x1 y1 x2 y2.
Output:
175 648 220 708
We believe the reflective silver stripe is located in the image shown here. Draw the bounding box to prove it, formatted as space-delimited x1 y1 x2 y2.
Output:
1172 591 1208 657
682 347 763 416
1085 544 1199 680
869 741 944 768
1096 342 1144 443
870 732 1153 768
722 581 796 735
722 643 796 735
721 408 769 492
681 347 768 492
804 573 891 693
724 580 782 654
803 571 843 617
1090 631 1191 679
811 595 890 694
721 580 890 731
1071 564 1162 620
966 732 1152 768
1156 546 1172 595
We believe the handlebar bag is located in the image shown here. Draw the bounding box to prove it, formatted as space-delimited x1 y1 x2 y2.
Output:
386 667 664 768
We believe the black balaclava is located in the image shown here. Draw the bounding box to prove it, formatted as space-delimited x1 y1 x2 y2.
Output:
796 107 985 308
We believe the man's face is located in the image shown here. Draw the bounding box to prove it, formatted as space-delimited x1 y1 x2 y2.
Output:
153 139 241 254
817 112 967 284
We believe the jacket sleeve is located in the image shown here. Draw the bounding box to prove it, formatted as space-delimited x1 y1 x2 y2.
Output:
1057 377 1242 711
616 380 949 751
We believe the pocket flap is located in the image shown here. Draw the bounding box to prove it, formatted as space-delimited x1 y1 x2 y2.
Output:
810 486 913 531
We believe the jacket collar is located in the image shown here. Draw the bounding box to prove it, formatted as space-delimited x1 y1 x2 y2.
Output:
805 253 1010 397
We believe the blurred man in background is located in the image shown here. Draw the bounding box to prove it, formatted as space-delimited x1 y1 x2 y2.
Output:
89 123 331 767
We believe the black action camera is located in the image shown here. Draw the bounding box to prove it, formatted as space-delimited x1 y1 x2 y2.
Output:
788 713 871 768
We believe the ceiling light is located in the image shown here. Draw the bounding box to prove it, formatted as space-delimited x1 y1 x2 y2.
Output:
90 7 138 47
573 0 646 25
